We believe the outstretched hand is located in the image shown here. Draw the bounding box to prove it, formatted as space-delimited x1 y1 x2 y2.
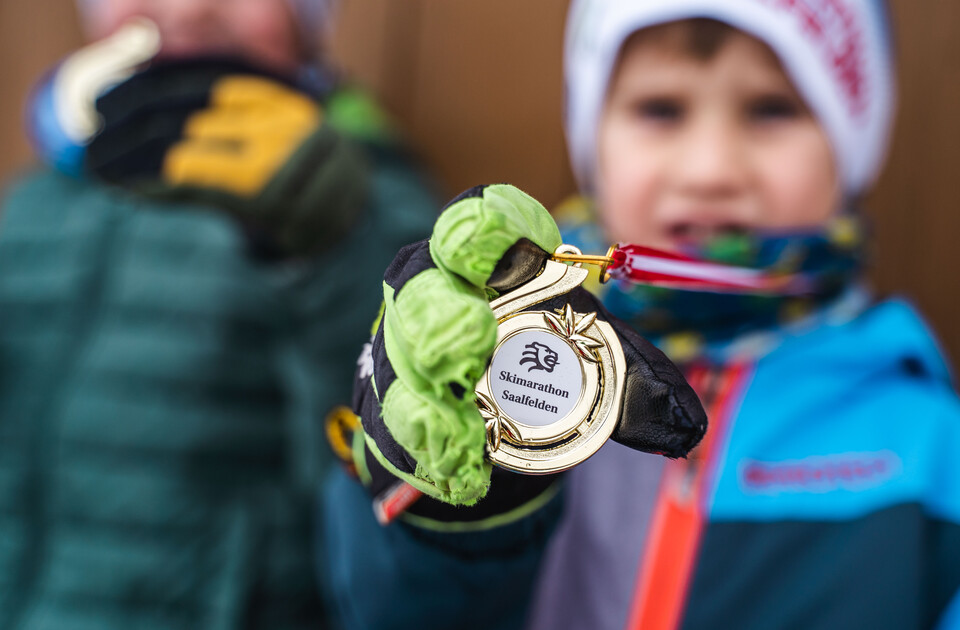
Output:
354 184 707 506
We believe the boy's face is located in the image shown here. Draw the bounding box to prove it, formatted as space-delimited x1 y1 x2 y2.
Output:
83 0 302 74
597 27 841 251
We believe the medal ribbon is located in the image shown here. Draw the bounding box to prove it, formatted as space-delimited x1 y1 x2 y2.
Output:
556 243 810 295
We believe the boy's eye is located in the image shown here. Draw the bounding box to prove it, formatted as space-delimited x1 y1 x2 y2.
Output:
632 98 684 122
747 95 802 121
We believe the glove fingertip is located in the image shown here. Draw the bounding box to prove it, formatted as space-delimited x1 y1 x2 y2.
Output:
381 381 491 505
387 266 497 395
430 184 561 289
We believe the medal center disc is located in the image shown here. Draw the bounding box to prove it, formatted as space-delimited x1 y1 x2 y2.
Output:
489 329 583 428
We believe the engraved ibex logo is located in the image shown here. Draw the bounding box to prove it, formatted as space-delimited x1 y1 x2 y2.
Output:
520 342 559 373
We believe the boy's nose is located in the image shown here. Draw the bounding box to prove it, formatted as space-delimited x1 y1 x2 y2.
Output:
672 118 749 202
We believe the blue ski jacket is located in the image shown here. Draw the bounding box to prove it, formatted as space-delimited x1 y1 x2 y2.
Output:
323 298 960 630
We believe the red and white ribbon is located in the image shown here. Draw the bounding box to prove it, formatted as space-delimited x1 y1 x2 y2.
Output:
607 244 804 294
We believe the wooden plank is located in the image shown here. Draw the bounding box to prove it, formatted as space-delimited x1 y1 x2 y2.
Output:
0 0 82 184
406 0 574 206
871 0 960 365
329 0 423 122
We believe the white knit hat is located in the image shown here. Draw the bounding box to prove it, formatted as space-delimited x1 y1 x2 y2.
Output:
75 0 338 58
565 0 896 195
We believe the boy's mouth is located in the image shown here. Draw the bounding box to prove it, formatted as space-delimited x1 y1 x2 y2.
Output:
666 222 750 249
660 222 761 266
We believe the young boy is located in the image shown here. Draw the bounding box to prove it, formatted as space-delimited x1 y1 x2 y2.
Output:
0 1 435 628
322 0 960 629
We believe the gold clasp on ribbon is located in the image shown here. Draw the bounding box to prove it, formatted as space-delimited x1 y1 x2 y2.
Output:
550 245 618 283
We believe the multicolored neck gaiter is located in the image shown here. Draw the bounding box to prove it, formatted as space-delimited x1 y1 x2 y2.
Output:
554 196 870 364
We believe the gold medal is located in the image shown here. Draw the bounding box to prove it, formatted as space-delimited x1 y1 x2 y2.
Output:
476 245 626 474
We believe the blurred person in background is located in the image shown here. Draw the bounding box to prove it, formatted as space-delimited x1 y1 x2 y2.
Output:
0 0 436 627
321 0 960 629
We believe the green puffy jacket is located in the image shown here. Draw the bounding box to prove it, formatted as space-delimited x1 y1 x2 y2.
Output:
0 145 436 628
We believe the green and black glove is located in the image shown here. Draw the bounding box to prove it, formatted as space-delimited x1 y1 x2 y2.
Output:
85 58 369 260
353 184 707 512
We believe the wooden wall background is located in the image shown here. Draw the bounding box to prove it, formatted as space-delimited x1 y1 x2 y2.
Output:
2 1 959 365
